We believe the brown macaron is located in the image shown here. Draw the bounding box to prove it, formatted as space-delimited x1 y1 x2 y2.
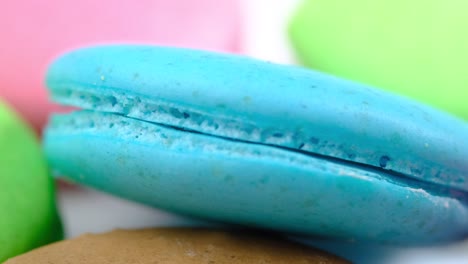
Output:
5 228 349 263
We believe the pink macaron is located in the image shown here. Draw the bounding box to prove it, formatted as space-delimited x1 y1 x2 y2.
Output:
0 0 241 133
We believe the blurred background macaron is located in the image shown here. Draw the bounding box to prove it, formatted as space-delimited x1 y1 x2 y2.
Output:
0 100 62 262
289 0 468 120
0 0 241 133
5 228 350 264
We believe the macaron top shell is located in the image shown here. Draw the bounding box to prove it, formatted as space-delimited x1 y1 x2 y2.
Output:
46 45 468 192
0 101 62 262
5 228 350 264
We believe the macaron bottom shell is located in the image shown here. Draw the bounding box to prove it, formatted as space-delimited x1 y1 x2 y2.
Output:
44 110 468 245
0 101 62 262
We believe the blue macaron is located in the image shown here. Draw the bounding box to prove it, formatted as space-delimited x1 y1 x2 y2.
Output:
43 45 468 245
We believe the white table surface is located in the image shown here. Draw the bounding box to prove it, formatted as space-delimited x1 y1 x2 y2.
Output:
58 1 468 263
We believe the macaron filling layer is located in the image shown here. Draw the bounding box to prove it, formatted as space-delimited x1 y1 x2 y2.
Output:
50 83 468 194
48 109 467 200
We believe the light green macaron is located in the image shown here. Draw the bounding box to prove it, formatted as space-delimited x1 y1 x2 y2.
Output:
0 101 62 262
289 0 468 120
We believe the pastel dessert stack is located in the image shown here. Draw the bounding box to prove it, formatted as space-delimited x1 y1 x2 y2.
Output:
3 42 467 262
3 9 468 259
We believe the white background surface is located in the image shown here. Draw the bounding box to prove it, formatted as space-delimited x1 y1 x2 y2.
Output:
58 1 468 263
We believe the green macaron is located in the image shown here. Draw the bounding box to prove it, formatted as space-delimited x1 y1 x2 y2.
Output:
289 0 468 120
0 101 62 262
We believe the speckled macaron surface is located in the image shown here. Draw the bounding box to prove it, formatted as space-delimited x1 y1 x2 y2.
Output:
289 0 468 120
4 228 350 264
0 101 62 262
44 45 468 245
